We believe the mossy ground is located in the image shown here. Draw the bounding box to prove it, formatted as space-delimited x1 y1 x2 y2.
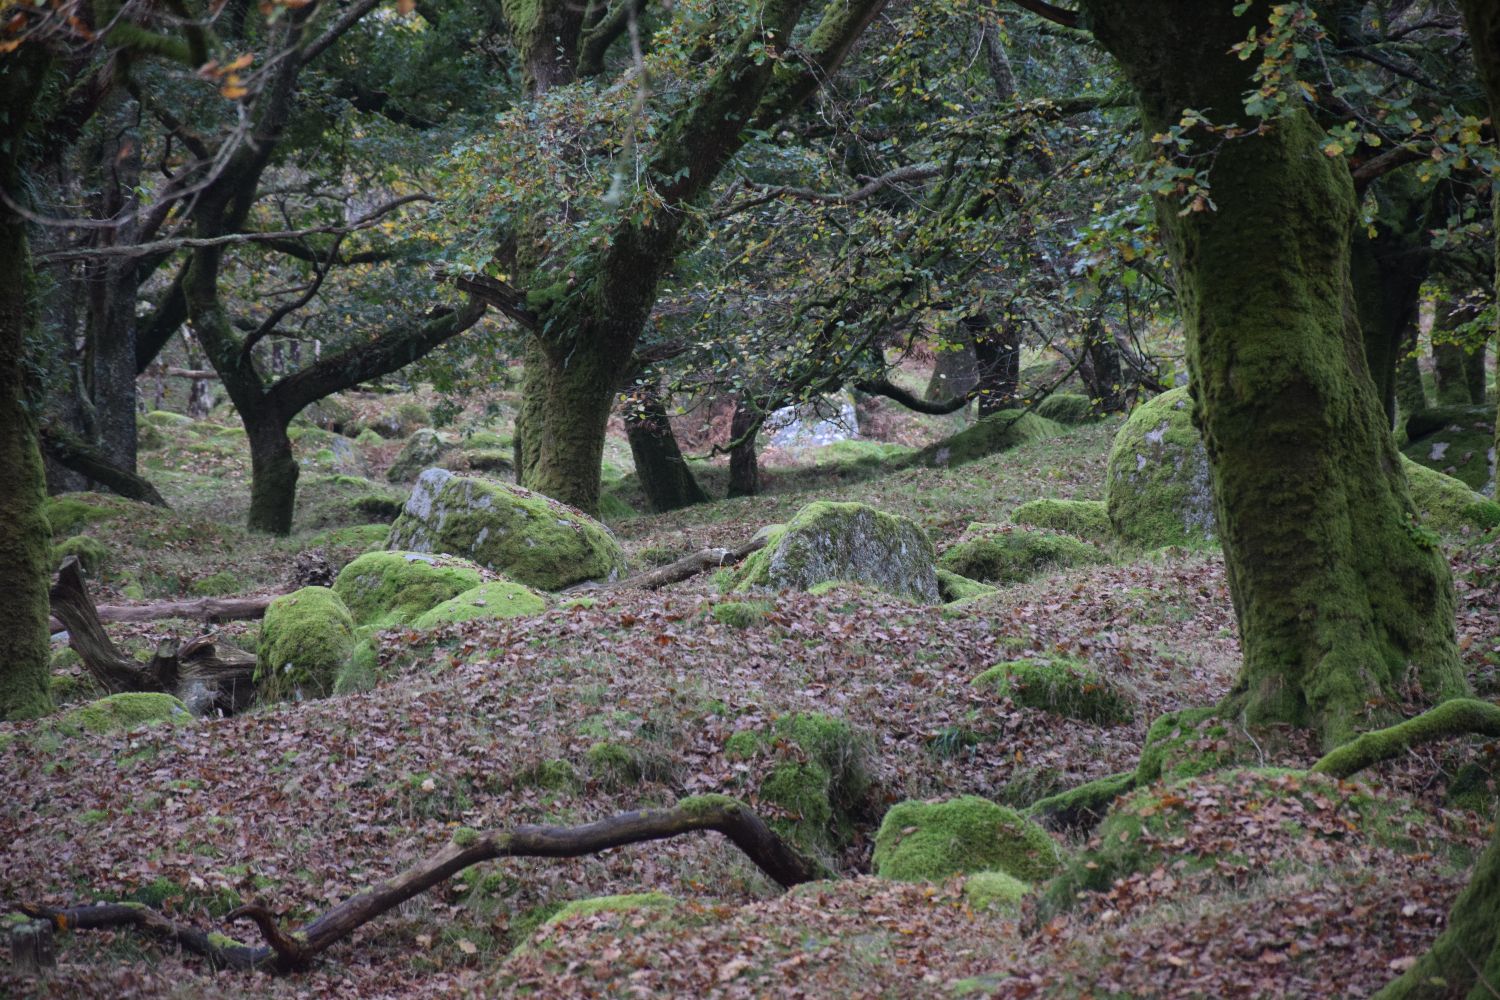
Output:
6 372 1494 998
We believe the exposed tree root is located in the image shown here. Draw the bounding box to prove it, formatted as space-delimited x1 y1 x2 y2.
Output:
15 796 818 974
49 557 258 715
1310 698 1500 780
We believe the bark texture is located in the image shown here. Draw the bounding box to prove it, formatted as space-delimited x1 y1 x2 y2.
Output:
0 49 54 721
1082 0 1465 747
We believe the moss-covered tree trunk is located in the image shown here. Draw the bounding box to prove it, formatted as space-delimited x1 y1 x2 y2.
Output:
1082 0 1466 747
1432 302 1476 406
728 397 761 498
0 50 55 721
625 379 708 513
515 329 630 515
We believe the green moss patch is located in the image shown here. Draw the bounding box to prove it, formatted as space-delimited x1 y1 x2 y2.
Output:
1033 393 1097 425
935 569 998 604
1010 498 1112 545
1134 707 1238 785
54 535 108 578
972 657 1134 725
56 693 191 735
709 600 773 628
962 870 1031 912
412 580 547 628
873 795 1063 882
1401 405 1494 490
938 523 1101 585
333 550 486 627
722 712 872 862
255 586 358 702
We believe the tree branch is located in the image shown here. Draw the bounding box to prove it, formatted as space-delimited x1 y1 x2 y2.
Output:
1004 0 1080 29
268 296 487 417
17 797 820 973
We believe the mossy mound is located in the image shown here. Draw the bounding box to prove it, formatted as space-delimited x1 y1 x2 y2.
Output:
1134 707 1238 785
1010 498 1112 545
937 523 1101 585
907 410 1063 468
1033 393 1097 425
291 427 368 477
1105 387 1217 548
1044 768 1433 911
54 535 108 578
709 600 773 628
972 657 1134 725
306 523 390 554
255 586 357 702
723 712 872 861
935 569 998 604
190 570 240 596
56 692 191 735
513 893 677 956
873 796 1063 883
412 580 547 628
732 501 939 603
297 474 405 530
387 470 627 591
962 871 1031 913
333 550 486 627
386 428 455 483
43 492 159 538
1402 456 1500 534
807 439 916 471
1401 405 1494 491
143 410 193 428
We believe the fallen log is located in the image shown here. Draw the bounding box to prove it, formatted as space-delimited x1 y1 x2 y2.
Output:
49 592 277 633
16 796 820 973
49 557 259 715
587 532 771 592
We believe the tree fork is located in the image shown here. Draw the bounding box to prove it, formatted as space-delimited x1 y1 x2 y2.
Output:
16 797 820 974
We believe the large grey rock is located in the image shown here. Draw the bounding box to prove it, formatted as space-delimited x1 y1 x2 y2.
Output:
732 501 939 603
388 470 627 591
1105 387 1217 547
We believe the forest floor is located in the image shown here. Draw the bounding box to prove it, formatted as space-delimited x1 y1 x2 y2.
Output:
3 382 1499 998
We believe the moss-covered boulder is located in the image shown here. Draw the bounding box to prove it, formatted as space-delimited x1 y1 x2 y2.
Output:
873 796 1063 882
1105 387 1216 548
387 469 627 591
935 569 998 604
709 600 773 628
255 586 357 701
724 713 871 861
1401 405 1494 491
972 657 1134 724
332 550 485 627
1402 456 1500 534
57 692 191 734
412 580 547 628
1010 498 1112 545
908 410 1063 468
1034 392 1097 425
512 893 677 957
386 428 455 483
54 535 108 578
937 523 1101 585
732 501 939 603
43 492 154 537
